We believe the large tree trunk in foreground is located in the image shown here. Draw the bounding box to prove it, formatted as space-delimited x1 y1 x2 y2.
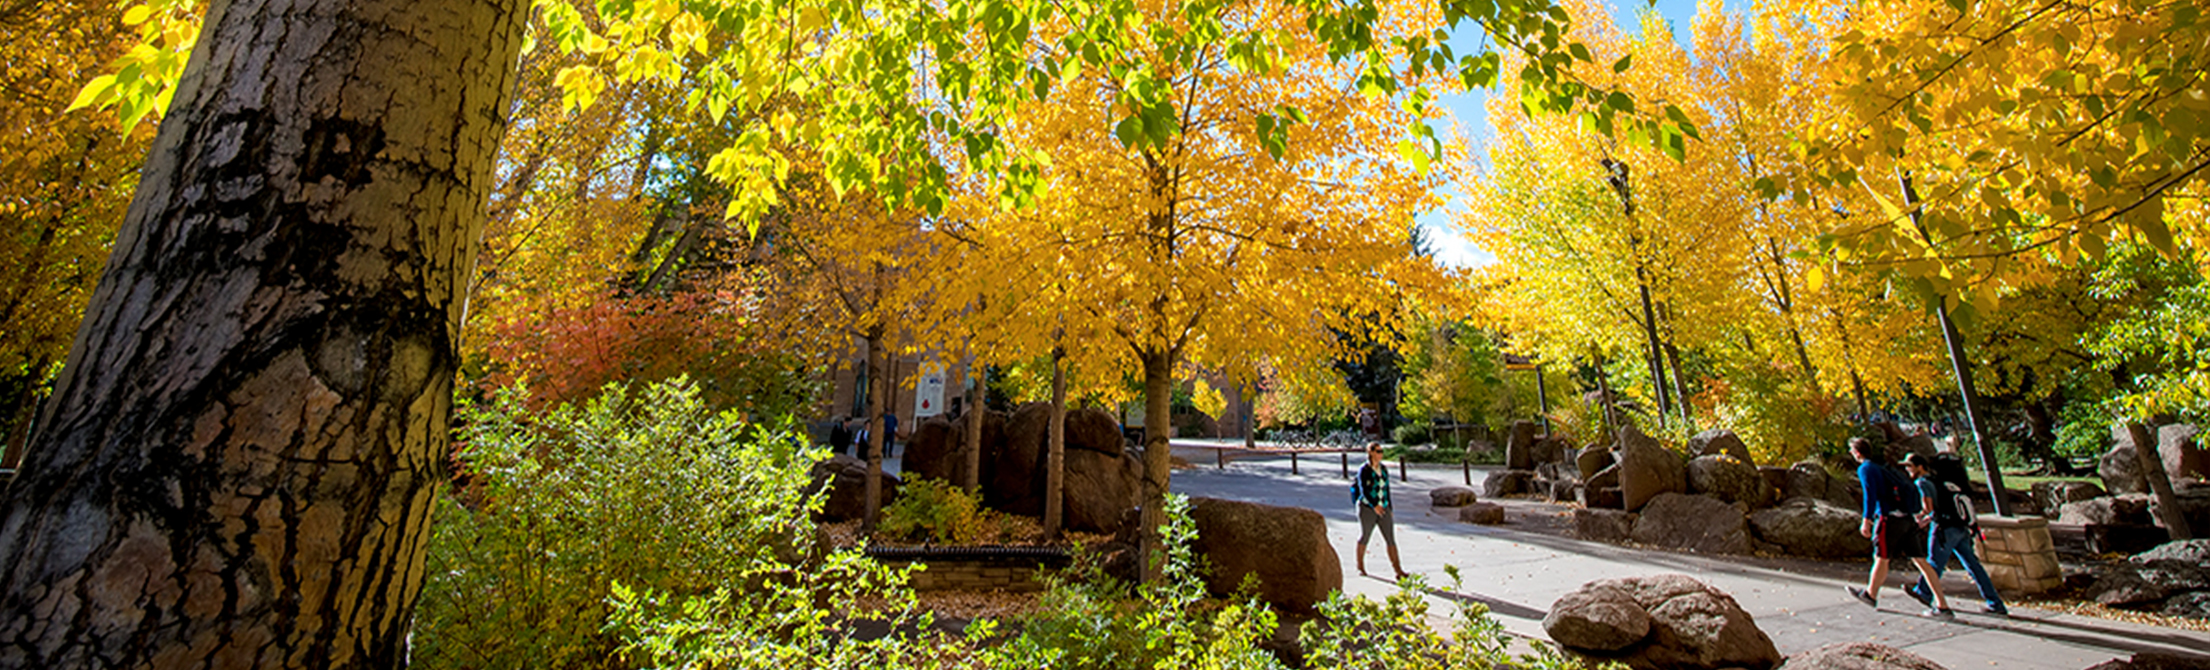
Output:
0 0 523 666
1138 349 1174 583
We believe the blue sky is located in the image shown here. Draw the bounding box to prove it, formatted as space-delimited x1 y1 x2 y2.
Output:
1418 0 1711 268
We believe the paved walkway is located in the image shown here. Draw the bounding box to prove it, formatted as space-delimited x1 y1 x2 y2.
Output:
1166 448 2210 669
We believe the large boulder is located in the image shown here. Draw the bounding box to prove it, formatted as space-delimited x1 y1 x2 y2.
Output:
1687 455 1770 507
1576 508 1637 543
2084 651 2210 670
1887 434 1938 464
1779 642 1948 670
2132 539 2210 566
1430 486 1479 507
1579 447 1618 480
1066 407 1127 456
987 403 1053 515
1533 436 1575 466
1618 427 1686 512
2162 424 2206 484
2103 443 2150 495
2165 592 2210 621
1688 429 1754 464
1783 463 1832 503
1545 574 1781 670
1485 469 1537 498
2033 480 2107 517
1631 494 1752 555
2085 564 2168 608
900 418 964 484
1751 497 1874 559
1459 502 1506 525
2059 495 2153 526
1582 485 1625 510
1544 580 1652 652
808 455 902 522
1505 420 1542 470
1187 497 1342 614
1061 448 1142 533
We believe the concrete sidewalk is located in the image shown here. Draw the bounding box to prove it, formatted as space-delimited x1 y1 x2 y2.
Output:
1168 454 2210 669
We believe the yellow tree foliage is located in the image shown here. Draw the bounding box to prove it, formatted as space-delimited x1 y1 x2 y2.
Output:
0 1 158 460
942 0 1451 574
1791 0 2210 299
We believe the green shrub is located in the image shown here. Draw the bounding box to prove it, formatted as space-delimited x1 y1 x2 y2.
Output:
879 477 1002 545
412 378 827 669
1391 422 1432 445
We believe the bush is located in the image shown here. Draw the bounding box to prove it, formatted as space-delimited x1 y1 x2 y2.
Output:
412 378 829 669
1392 422 1432 445
879 477 1003 545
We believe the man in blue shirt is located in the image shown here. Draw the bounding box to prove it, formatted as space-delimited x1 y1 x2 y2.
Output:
1846 438 1953 618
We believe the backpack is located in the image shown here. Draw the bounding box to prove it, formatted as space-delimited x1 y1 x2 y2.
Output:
1924 452 1978 528
1880 464 1921 515
1927 479 1977 528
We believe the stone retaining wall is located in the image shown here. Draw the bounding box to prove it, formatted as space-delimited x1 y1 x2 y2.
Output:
883 557 1054 592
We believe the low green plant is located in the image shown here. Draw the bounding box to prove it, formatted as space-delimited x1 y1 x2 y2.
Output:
1302 567 1597 670
412 378 823 670
878 477 999 545
1391 422 1433 446
1385 445 1468 464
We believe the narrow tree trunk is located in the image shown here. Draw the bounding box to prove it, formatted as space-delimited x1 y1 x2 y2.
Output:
1635 273 1669 420
2128 423 2193 540
1664 337 1690 424
1043 349 1066 540
1138 348 1175 583
0 0 524 665
1594 355 1619 444
964 364 985 494
1900 174 2011 515
1242 382 1255 450
863 338 886 531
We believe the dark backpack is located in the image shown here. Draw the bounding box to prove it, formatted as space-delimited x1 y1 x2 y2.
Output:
1880 464 1921 515
1925 452 1977 527
1927 479 1976 527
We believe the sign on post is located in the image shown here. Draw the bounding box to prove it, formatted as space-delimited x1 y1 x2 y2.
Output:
914 365 947 417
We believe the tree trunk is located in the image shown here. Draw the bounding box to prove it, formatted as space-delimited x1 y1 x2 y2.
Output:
863 337 886 531
964 364 985 494
1137 348 1175 583
2128 423 2193 540
0 0 524 666
1043 349 1066 540
1900 174 2012 515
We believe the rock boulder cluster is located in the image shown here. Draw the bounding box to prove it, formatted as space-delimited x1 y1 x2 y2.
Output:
1547 576 1956 670
2079 540 2210 620
900 404 1143 534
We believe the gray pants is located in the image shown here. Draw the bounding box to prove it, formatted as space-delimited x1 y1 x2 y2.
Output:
1358 505 1396 546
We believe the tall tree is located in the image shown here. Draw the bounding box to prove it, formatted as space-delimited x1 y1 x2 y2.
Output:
0 0 525 665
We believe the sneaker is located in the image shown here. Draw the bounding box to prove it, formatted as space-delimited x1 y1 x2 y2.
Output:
1904 583 1933 608
1847 586 1877 608
1921 607 1956 619
1986 603 2010 617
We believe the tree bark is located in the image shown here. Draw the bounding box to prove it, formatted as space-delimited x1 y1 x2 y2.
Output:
1043 349 1065 540
2128 423 2193 540
964 364 984 494
1138 348 1174 583
863 337 886 531
0 0 524 666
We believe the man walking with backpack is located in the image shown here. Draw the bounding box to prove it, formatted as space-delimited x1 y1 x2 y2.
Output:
1903 453 2010 616
1846 438 1954 618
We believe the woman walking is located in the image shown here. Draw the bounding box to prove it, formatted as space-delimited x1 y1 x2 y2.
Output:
1354 442 1408 580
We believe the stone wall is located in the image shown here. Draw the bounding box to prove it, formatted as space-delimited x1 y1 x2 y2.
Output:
881 557 1056 592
